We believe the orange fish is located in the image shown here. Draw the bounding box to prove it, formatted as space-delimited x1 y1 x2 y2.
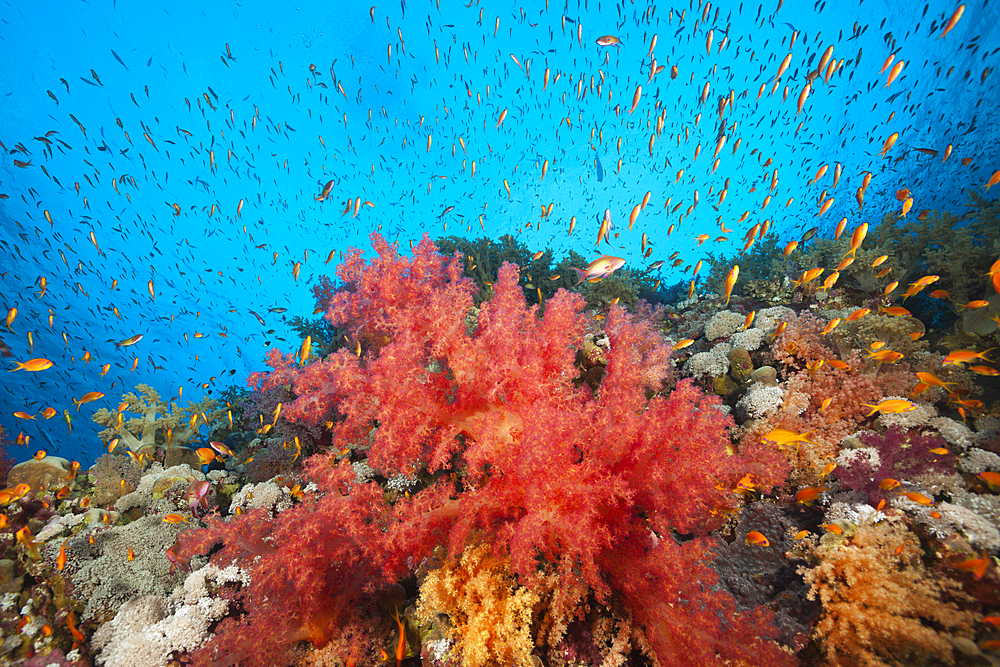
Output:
733 473 756 495
862 399 916 416
943 348 994 365
745 530 770 547
879 478 901 491
866 349 905 364
977 471 1000 490
671 339 695 352
953 555 989 580
880 306 911 317
722 266 739 306
877 132 899 158
938 4 966 38
391 606 407 666
16 527 41 559
914 372 956 390
72 391 105 410
819 522 843 535
8 358 54 372
196 448 216 465
57 538 69 571
897 491 934 505
161 513 191 524
763 428 815 449
795 486 826 505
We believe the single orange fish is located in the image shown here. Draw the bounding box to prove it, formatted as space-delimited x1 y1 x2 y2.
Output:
862 399 917 416
762 428 816 449
898 491 934 505
723 265 740 306
796 486 826 505
866 349 905 364
879 478 901 491
914 372 956 389
977 471 1000 490
671 338 695 352
944 348 995 365
846 308 870 322
819 522 843 535
57 538 69 571
745 530 770 547
8 358 54 372
72 391 105 410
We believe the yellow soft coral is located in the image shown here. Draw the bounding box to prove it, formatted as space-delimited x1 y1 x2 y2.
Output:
799 516 975 667
417 542 538 667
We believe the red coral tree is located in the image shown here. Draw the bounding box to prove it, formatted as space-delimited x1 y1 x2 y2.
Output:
179 234 794 666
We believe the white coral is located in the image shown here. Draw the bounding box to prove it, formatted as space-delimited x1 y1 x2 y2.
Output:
836 447 881 472
93 564 247 667
755 306 795 331
729 327 766 351
928 416 977 450
704 310 746 341
735 383 784 420
230 480 292 514
876 398 935 429
959 448 1000 475
684 345 731 377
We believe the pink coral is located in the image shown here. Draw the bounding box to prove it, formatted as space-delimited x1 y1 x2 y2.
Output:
177 234 793 666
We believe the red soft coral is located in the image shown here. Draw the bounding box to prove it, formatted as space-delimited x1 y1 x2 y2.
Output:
178 234 793 667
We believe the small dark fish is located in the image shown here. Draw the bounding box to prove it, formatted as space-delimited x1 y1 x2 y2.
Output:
90 69 103 85
79 77 99 87
147 56 153 67
595 156 604 182
646 260 665 271
801 226 820 243
110 49 129 70
267 307 287 314
249 310 266 326
207 85 218 100
439 205 455 217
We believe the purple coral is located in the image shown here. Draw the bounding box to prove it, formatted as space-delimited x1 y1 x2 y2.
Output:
837 427 956 504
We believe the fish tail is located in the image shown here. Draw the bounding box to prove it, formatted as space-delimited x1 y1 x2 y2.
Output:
570 268 587 286
8 362 24 372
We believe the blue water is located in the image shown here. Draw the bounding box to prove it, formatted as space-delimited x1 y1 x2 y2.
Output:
1 0 997 466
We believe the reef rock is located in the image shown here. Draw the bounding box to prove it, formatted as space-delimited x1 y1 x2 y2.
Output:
6 456 72 493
